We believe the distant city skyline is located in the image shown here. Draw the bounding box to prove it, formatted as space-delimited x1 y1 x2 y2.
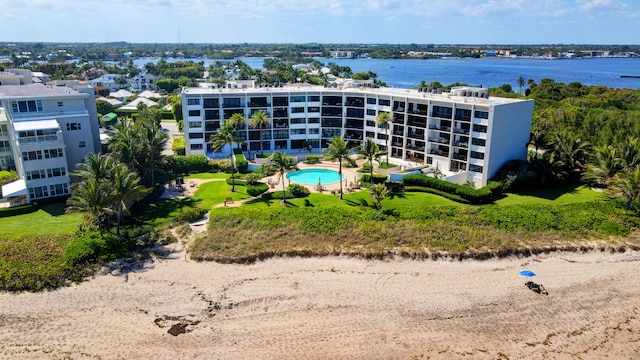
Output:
1 0 639 45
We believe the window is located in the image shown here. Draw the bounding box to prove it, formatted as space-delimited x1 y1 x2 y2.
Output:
47 167 66 177
0 140 9 152
366 131 374 138
190 144 203 150
79 141 86 148
470 151 485 160
44 148 63 158
66 123 81 131
223 98 241 108
203 98 219 108
188 110 201 117
291 129 306 135
22 150 43 161
307 95 320 102
291 107 305 113
307 107 320 113
28 186 49 199
12 100 43 113
455 109 471 121
378 99 390 106
290 118 306 124
204 109 219 120
189 133 204 139
309 128 319 134
0 124 7 135
273 97 288 106
471 138 486 146
366 109 376 116
49 183 69 196
26 169 46 180
187 98 200 105
366 120 375 127
290 95 306 102
367 98 376 104
432 106 453 119
469 164 484 173
472 124 487 133
188 121 201 128
57 101 64 107
308 118 319 124
474 110 489 119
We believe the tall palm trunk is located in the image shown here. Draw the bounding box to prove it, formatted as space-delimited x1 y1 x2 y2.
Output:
338 159 343 200
229 143 236 192
259 123 264 155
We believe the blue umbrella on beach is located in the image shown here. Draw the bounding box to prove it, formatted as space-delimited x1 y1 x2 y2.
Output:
520 270 536 277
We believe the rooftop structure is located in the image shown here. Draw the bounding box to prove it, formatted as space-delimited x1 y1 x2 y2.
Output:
181 81 534 188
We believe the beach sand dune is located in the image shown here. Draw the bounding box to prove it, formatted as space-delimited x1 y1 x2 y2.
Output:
1 245 639 359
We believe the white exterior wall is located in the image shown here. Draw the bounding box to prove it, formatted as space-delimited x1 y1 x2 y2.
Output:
0 84 101 202
181 86 534 188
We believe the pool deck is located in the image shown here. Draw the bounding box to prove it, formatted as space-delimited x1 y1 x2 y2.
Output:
263 161 362 195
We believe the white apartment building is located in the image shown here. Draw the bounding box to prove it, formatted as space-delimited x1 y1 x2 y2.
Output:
0 82 101 205
181 82 534 188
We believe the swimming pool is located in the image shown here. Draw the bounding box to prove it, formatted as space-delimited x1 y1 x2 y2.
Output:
286 169 345 185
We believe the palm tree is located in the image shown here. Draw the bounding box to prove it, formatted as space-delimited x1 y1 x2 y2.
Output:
357 137 385 184
250 110 271 156
228 113 246 151
375 111 392 166
324 136 350 200
210 121 244 192
72 152 116 182
606 166 640 210
269 151 299 203
112 164 150 235
108 117 141 172
139 117 168 187
517 76 525 93
548 131 591 182
368 183 389 210
527 130 547 160
583 145 620 186
618 136 640 170
67 179 115 234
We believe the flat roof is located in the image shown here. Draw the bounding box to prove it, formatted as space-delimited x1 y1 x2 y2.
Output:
13 119 60 131
2 179 27 198
181 84 528 106
0 84 82 98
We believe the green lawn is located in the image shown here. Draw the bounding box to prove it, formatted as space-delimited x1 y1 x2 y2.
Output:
496 185 606 205
243 189 463 209
0 203 82 236
185 173 231 180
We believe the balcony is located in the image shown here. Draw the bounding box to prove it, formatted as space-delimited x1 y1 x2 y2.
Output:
344 120 364 130
18 132 63 145
453 140 469 148
407 131 425 140
322 108 343 117
452 153 467 161
428 136 450 144
453 127 470 135
273 109 288 118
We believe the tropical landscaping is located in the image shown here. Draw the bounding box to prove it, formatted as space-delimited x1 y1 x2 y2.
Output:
1 78 640 292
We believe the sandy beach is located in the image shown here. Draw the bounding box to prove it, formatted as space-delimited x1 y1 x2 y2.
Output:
1 243 639 359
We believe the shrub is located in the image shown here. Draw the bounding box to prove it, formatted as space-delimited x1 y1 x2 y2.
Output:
384 181 405 193
63 232 121 266
288 183 310 197
402 174 502 204
172 136 185 156
175 208 208 224
259 163 276 176
245 172 263 185
235 154 249 173
226 178 247 186
305 155 320 164
167 154 211 174
360 174 388 184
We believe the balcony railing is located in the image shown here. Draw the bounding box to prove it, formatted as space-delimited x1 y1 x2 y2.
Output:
18 133 62 144
453 128 470 135
10 110 88 120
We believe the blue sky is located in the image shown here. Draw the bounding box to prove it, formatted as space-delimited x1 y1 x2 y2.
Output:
1 0 639 44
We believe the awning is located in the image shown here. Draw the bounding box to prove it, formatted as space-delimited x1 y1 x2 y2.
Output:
13 119 60 132
2 179 27 198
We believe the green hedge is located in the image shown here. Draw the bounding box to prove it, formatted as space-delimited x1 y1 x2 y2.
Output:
167 154 211 174
360 174 388 184
404 186 470 204
0 204 38 218
305 155 320 164
175 208 208 224
402 174 502 204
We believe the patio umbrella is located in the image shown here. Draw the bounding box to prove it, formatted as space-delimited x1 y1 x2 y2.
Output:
519 270 536 277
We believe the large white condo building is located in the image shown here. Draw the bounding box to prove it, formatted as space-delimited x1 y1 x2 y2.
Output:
181 82 534 188
0 79 101 205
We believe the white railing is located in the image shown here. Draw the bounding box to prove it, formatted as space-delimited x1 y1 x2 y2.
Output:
10 110 88 120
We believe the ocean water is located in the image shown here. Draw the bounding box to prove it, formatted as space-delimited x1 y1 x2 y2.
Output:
134 56 640 90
